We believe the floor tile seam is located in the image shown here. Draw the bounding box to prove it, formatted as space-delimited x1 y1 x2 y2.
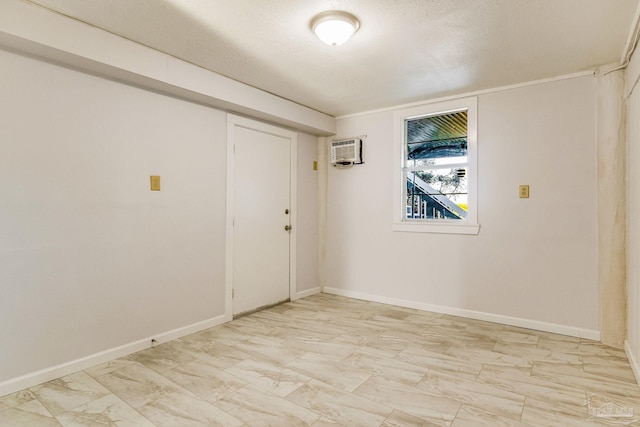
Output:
582 354 638 366
92 365 206 412
527 370 640 400
409 370 427 388
10 390 62 426
47 386 115 419
179 366 254 406
578 358 640 380
452 401 528 426
371 373 466 409
420 369 529 407
314 367 375 396
220 361 265 381
523 393 606 424
138 387 242 426
223 360 314 398
89 371 148 408
446 397 466 426
486 376 608 400
150 358 195 377
30 378 110 420
115 395 160 427
473 372 579 404
279 351 329 382
329 381 397 419
471 364 485 383
384 347 434 367
252 378 358 425
531 363 640 388
376 412 395 427
345 352 429 388
579 370 640 385
123 356 184 375
49 411 67 427
55 392 151 427
51 416 66 427
391 400 462 426
173 362 250 395
470 373 525 397
442 348 532 370
38 396 91 426
520 395 534 423
486 344 537 366
0 392 32 413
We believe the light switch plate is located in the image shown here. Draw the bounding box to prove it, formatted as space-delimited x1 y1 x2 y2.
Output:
150 175 161 191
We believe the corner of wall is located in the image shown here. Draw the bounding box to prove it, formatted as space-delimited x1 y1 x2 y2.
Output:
317 136 329 292
625 340 640 390
596 68 628 349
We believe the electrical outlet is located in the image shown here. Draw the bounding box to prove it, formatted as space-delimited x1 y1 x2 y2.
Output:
519 185 530 198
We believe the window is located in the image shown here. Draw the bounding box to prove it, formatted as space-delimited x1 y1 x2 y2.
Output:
393 97 479 234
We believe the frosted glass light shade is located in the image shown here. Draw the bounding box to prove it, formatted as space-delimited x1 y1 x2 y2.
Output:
311 11 360 46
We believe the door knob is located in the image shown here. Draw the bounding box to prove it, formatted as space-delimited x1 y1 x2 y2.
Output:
284 225 292 231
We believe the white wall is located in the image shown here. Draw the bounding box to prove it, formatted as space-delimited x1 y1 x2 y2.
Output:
626 45 640 381
0 48 227 386
596 68 627 348
296 133 320 295
0 47 320 394
0 0 335 136
326 76 600 337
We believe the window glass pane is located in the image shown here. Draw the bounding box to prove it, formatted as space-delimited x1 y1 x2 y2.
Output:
395 96 477 231
406 111 467 166
405 168 468 220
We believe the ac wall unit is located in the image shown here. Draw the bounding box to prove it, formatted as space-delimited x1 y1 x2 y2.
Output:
330 137 363 167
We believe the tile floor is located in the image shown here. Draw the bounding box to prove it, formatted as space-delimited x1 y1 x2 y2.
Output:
1 293 639 426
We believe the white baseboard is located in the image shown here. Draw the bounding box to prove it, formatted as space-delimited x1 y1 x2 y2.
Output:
625 340 640 390
0 314 227 398
323 287 600 341
292 286 321 300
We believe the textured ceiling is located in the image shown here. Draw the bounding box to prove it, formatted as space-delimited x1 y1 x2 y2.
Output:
25 0 640 117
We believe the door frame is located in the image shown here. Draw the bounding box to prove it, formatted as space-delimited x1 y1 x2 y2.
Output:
225 114 297 320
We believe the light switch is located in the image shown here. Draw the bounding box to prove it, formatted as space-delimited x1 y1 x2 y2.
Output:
313 161 318 171
519 185 529 198
150 175 161 191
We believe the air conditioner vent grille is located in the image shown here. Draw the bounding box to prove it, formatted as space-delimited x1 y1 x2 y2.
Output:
330 137 364 167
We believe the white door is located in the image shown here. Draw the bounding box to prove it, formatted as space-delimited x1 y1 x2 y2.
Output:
230 119 294 316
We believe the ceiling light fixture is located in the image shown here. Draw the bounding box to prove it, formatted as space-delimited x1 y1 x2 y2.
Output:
310 11 360 46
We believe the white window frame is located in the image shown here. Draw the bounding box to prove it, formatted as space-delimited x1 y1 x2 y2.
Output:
392 96 479 235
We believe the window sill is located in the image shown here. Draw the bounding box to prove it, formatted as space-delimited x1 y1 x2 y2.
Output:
392 222 480 235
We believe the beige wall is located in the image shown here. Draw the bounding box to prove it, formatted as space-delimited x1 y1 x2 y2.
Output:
0 46 321 396
0 48 227 385
326 76 600 337
296 133 320 294
626 45 640 381
597 69 627 348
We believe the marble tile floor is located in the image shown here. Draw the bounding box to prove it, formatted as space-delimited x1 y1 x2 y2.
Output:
2 293 640 426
